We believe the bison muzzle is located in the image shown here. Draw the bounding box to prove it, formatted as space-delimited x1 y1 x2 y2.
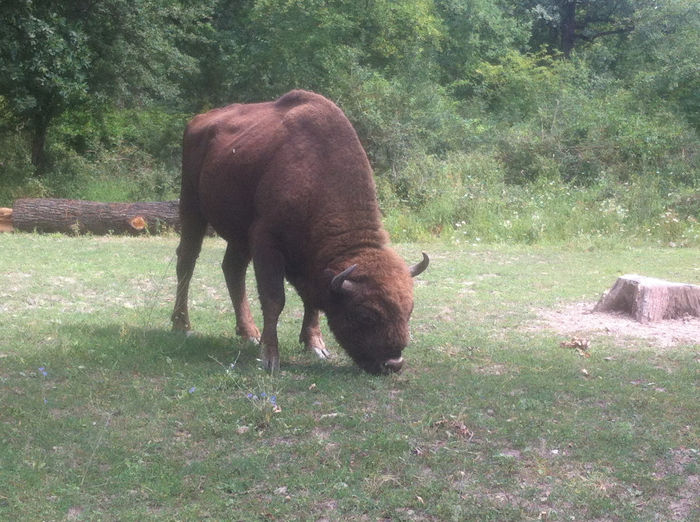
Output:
171 90 428 374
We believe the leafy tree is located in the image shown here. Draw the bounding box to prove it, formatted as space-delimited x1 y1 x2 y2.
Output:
195 0 445 105
627 0 700 130
434 0 530 91
0 0 208 173
352 0 444 74
1 2 89 171
522 0 644 57
471 49 563 121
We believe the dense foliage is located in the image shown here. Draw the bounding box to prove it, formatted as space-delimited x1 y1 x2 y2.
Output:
1 0 698 244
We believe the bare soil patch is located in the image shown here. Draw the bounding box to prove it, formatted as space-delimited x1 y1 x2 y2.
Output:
535 302 700 348
654 448 700 520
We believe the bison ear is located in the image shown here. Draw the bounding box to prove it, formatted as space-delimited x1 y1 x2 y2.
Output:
327 264 358 294
409 252 429 277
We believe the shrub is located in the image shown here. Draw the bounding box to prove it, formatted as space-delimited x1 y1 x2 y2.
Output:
379 148 699 246
52 108 187 169
486 86 698 187
45 144 180 202
471 50 563 121
336 66 472 174
0 107 186 204
0 133 48 205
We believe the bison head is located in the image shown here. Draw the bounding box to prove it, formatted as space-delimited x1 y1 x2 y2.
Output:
324 251 429 374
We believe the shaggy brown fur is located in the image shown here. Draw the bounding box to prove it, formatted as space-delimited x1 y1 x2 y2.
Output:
172 90 428 374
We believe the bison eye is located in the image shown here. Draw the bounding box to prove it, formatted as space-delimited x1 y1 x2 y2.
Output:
352 306 379 325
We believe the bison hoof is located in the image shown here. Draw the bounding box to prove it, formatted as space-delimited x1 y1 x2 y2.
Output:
310 345 331 360
262 356 280 373
172 322 191 332
236 325 261 342
261 344 280 374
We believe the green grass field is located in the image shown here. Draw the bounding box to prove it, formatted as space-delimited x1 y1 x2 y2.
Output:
1 234 698 520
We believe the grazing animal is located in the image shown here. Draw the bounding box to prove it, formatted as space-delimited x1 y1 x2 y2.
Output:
172 90 429 374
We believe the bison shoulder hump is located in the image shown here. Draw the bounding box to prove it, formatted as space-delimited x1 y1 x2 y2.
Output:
275 89 321 108
185 105 241 141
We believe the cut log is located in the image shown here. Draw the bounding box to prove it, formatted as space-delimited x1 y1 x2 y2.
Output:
594 274 700 323
11 198 181 235
0 207 12 232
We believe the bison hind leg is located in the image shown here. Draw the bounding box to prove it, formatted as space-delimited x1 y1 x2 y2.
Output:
299 305 331 359
172 208 208 332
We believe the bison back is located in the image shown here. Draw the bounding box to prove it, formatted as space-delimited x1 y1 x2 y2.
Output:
181 90 379 247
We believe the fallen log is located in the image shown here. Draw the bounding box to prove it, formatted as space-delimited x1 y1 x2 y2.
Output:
594 274 700 323
10 198 181 235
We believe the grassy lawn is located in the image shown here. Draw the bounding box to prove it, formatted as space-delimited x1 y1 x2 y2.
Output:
1 234 698 520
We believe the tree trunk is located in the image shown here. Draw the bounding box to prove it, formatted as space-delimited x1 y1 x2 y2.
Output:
594 274 700 323
560 0 578 58
30 117 49 175
10 198 182 235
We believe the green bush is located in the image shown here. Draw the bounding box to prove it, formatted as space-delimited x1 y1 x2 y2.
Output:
52 108 187 169
471 51 564 121
467 53 698 188
44 144 180 202
379 150 699 246
337 65 473 174
0 133 48 205
0 107 185 205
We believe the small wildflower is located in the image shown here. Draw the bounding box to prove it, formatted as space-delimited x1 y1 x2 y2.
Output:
38 367 47 377
260 392 267 398
188 386 196 394
269 395 277 406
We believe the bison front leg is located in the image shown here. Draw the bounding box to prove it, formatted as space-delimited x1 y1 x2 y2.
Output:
222 243 260 342
299 305 330 359
252 233 286 373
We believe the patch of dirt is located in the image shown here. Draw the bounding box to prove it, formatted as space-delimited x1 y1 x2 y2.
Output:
654 448 700 520
534 302 700 348
668 475 699 521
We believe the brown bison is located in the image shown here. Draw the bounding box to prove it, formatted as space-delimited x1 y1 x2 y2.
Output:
171 90 428 374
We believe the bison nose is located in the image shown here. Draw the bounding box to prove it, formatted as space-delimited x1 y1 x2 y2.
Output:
382 357 404 373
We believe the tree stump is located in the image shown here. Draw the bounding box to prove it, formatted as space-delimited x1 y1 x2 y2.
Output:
594 274 700 323
10 198 181 235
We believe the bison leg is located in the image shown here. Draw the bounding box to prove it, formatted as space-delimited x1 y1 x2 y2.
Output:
299 305 330 359
172 210 208 331
251 232 286 373
222 243 261 342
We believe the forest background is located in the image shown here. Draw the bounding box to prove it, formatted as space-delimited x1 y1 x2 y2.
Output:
0 0 698 245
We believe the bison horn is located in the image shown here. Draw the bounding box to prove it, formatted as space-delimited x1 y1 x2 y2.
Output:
330 264 358 293
382 357 405 373
409 252 429 277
